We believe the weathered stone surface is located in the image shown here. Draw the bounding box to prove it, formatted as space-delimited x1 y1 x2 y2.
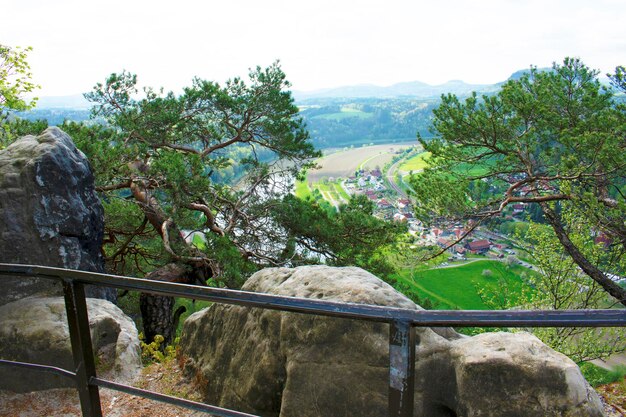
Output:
180 265 604 417
0 127 113 303
414 331 603 417
0 296 141 392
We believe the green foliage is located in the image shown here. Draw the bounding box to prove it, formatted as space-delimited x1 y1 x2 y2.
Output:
311 106 374 121
0 45 38 111
410 57 626 304
71 62 326 283
0 44 40 148
516 220 626 362
274 194 406 278
579 362 626 387
386 277 436 309
172 298 212 337
300 97 437 149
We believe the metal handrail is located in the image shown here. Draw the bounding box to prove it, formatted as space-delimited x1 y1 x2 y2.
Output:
0 262 625 417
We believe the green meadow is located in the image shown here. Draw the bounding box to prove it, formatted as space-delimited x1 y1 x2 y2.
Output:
393 260 532 310
398 151 431 172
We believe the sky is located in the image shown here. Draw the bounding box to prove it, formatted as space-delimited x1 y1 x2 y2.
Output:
3 0 626 97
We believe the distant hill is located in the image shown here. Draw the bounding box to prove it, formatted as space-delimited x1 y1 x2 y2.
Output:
35 94 91 109
294 79 501 101
29 67 614 150
291 67 581 101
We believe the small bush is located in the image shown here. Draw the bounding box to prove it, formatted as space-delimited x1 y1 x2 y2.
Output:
139 333 178 364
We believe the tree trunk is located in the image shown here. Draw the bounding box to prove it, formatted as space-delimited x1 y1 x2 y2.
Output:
140 263 190 346
540 202 626 307
128 178 213 345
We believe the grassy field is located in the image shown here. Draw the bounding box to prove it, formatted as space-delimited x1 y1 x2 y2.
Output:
333 182 350 200
295 179 349 205
398 151 431 172
295 179 312 199
393 260 532 310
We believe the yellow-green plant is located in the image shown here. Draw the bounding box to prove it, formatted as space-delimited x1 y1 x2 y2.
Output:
139 333 178 364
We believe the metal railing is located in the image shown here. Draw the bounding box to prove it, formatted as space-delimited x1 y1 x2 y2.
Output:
0 262 625 417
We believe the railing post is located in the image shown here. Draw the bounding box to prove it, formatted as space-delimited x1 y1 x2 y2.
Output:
63 280 103 417
389 320 415 417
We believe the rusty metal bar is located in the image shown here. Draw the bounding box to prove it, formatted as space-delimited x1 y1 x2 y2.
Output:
63 280 103 417
90 377 259 417
389 321 415 417
0 359 77 381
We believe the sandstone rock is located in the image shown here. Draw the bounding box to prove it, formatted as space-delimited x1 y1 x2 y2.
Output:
0 296 141 392
0 127 113 303
180 265 604 417
414 331 603 417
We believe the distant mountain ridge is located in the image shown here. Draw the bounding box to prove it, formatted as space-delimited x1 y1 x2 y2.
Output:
35 68 567 108
292 69 557 101
293 78 503 101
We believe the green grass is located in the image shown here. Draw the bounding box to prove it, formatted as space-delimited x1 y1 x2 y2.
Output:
333 182 350 201
398 151 431 172
304 180 350 204
579 362 626 387
295 179 312 199
393 260 531 310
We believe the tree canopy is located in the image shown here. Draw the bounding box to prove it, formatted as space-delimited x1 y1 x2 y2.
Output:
0 44 39 148
62 63 404 343
0 44 38 111
410 58 626 306
75 63 319 284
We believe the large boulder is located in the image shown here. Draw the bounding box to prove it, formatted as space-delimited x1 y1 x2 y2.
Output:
0 127 114 303
180 265 603 417
0 296 141 392
414 331 603 416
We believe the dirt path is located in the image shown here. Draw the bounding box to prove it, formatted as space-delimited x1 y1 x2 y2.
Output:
0 361 204 417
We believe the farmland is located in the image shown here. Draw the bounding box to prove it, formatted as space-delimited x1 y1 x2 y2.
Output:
398 151 431 172
311 106 374 121
307 142 416 184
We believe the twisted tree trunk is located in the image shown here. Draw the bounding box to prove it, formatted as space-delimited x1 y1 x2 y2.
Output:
540 202 626 307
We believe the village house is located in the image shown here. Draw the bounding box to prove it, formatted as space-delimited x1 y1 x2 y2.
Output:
466 239 492 254
393 212 409 222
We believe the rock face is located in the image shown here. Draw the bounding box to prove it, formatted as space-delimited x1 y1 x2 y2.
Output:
180 265 604 417
0 127 114 303
0 296 141 392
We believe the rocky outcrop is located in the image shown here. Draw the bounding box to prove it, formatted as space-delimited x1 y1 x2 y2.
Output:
180 265 604 417
414 331 603 416
0 296 141 392
0 127 113 303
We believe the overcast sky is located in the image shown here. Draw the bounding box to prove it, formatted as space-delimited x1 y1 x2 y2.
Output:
3 0 625 96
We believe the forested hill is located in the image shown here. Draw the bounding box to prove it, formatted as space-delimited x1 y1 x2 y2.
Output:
15 70 558 149
294 77 502 148
298 97 437 148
